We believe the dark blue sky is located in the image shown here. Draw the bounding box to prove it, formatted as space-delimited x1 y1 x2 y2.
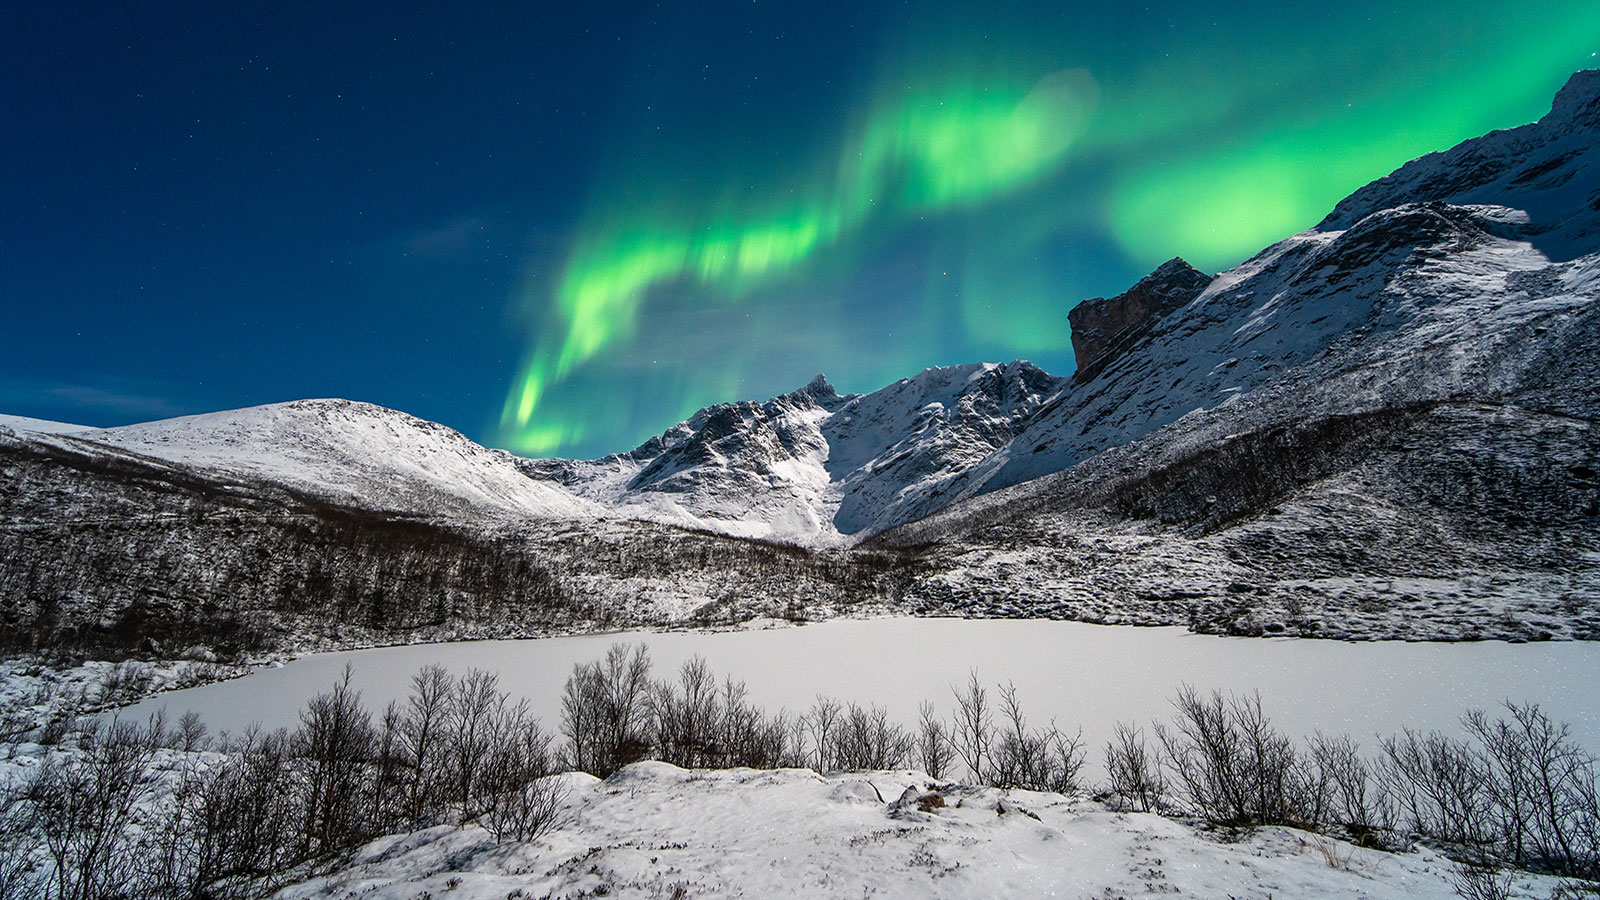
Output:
4 2 1594 457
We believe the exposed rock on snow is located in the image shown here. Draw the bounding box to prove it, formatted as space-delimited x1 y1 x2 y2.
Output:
1068 256 1213 380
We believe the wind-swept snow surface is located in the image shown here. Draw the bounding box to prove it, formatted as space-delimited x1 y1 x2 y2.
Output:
279 763 1529 900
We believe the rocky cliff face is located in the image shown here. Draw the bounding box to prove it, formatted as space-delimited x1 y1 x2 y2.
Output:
1067 258 1213 380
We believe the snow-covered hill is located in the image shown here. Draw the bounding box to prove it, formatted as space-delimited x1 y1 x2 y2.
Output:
0 414 90 435
42 399 597 524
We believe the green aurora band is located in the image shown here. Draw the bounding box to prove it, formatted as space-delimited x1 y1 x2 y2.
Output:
500 3 1600 456
503 69 1100 448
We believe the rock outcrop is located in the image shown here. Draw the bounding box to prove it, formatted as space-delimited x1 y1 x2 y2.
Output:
1067 258 1212 380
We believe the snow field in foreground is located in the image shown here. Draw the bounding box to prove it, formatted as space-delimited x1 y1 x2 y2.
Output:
281 762 1551 900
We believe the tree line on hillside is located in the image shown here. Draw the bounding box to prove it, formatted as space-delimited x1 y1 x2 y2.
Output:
1 643 1596 899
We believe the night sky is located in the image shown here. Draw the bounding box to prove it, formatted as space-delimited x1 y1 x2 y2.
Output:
4 3 1595 458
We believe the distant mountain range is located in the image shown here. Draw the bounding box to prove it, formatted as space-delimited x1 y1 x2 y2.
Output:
4 71 1597 654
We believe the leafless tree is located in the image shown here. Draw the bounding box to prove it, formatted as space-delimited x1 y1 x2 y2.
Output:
805 696 843 772
917 701 953 780
560 643 653 777
1155 686 1304 826
294 665 376 857
1105 722 1165 813
951 672 992 784
400 664 452 822
1377 727 1491 848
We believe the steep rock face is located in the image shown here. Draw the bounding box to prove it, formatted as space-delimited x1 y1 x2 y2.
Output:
1068 258 1212 379
826 361 1063 534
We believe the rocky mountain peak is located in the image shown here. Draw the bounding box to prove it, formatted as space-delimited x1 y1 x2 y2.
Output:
780 373 844 408
1067 257 1212 381
1548 68 1600 128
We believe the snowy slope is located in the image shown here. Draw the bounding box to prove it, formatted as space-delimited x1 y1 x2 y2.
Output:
0 414 90 435
278 763 1529 900
941 70 1600 505
55 399 596 524
524 362 1065 542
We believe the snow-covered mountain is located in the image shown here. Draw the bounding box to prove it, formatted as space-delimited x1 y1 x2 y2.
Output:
521 361 1065 540
918 68 1600 508
518 71 1600 544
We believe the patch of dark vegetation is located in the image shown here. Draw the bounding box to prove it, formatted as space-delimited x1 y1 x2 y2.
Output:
0 439 925 659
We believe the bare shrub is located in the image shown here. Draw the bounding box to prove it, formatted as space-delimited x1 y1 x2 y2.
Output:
94 661 154 707
194 725 302 896
1105 723 1165 813
561 644 652 777
1448 861 1515 900
1305 732 1385 843
917 701 953 780
175 710 208 752
805 696 843 773
989 683 1083 793
446 668 502 816
1155 686 1305 826
25 718 161 900
1466 702 1600 878
294 666 377 857
478 705 566 842
1377 728 1491 849
399 664 452 823
650 656 720 769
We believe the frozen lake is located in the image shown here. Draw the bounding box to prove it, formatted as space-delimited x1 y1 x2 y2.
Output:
124 617 1600 766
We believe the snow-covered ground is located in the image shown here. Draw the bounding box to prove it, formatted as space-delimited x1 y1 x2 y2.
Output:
277 762 1555 900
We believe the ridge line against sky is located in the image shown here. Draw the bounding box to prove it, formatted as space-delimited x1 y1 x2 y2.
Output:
3 2 1596 459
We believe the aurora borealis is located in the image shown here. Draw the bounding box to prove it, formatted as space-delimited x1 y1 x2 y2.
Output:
5 3 1597 458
